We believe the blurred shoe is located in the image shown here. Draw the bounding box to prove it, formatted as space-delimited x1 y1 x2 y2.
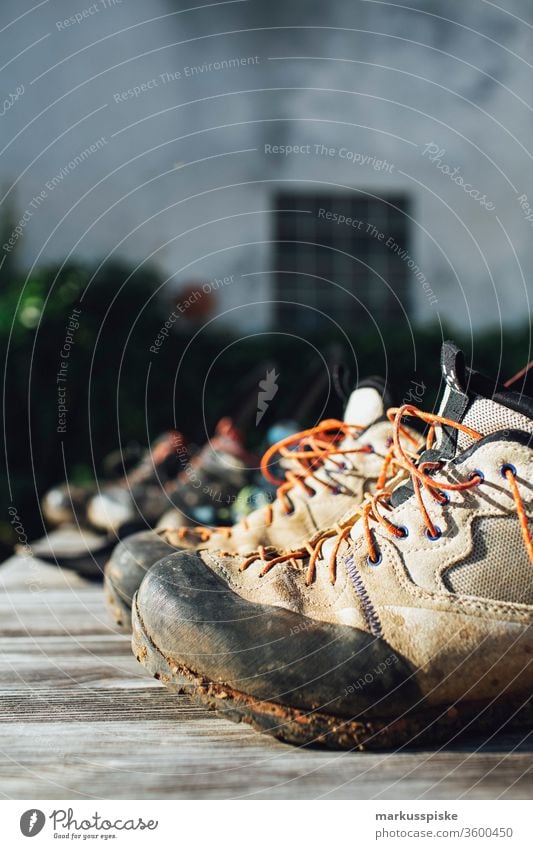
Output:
41 442 144 528
231 484 274 522
132 342 533 749
33 421 256 580
105 377 422 628
157 417 259 530
42 483 96 529
33 431 184 579
87 431 184 532
229 420 306 523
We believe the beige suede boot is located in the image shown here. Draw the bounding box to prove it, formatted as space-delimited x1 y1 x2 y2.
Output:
106 378 420 628
133 343 533 749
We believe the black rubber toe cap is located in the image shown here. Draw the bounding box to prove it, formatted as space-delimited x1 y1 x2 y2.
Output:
105 530 176 608
136 551 420 719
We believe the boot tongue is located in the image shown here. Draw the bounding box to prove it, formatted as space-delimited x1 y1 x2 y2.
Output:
435 340 533 458
343 376 390 427
434 342 471 457
388 341 533 509
308 378 389 487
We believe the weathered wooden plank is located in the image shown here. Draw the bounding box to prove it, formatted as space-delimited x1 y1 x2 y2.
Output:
0 688 204 722
0 634 131 657
0 552 95 590
0 632 166 692
0 552 531 800
0 722 531 799
0 588 113 636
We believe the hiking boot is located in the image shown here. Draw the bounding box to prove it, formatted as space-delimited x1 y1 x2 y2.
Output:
107 377 421 628
156 417 259 530
34 420 257 579
41 443 144 528
87 431 185 533
32 432 185 579
42 483 96 529
132 342 533 749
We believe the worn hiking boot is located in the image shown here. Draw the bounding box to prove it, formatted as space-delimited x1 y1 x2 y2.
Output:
34 419 258 578
88 418 257 534
41 443 144 528
42 483 97 529
87 431 186 533
156 417 259 530
31 432 185 578
133 342 533 750
106 378 419 628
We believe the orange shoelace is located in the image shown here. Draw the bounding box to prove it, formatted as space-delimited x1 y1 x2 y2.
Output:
239 404 533 584
170 417 394 544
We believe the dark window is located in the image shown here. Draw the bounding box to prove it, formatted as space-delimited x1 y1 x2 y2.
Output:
273 193 411 331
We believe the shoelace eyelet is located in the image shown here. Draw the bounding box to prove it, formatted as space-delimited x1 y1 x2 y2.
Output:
425 526 442 541
469 469 485 484
438 491 450 505
307 488 317 498
500 463 517 478
367 553 383 567
396 525 409 539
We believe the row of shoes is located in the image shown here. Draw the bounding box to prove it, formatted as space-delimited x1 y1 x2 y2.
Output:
36 358 335 577
37 417 263 576
41 341 533 749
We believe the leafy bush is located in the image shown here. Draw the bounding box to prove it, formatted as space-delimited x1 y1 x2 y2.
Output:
0 257 529 555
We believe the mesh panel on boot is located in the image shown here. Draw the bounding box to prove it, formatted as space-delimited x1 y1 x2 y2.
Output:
458 400 532 451
443 516 533 604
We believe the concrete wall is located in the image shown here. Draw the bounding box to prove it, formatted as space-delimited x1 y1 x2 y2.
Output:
1 0 532 332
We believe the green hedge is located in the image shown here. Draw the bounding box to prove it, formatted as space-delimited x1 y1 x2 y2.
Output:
0 259 530 554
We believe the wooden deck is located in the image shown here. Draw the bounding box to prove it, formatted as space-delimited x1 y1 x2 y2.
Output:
0 550 531 800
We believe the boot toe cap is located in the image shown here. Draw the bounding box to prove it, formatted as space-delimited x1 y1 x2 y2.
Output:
105 530 176 608
135 550 419 718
